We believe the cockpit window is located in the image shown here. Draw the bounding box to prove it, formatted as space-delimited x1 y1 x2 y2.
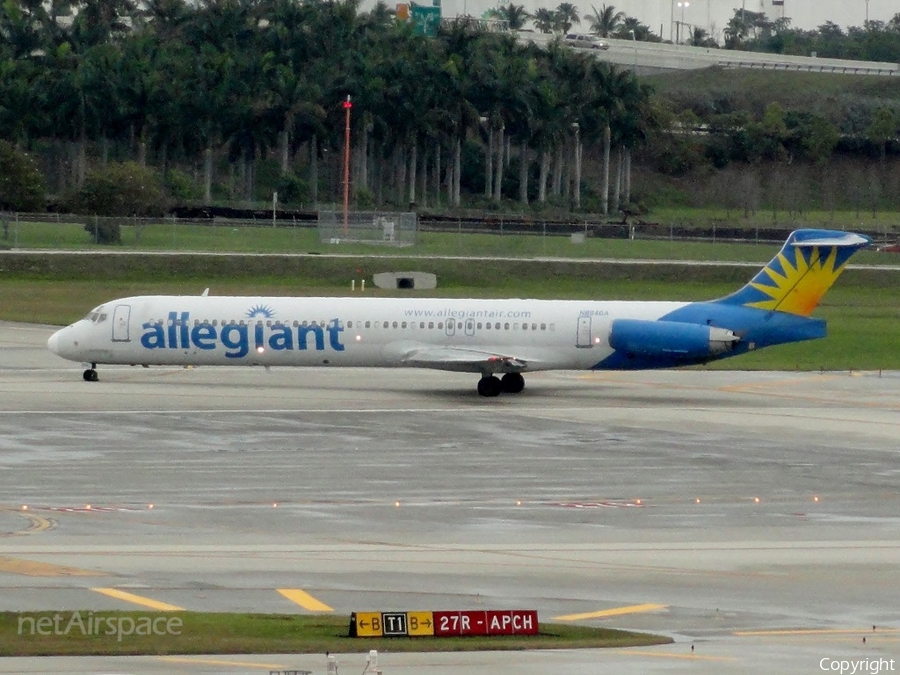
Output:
84 306 107 323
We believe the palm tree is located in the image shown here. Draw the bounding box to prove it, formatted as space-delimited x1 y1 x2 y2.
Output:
490 3 530 31
554 2 580 34
586 4 623 38
616 16 655 41
532 8 556 34
690 26 716 47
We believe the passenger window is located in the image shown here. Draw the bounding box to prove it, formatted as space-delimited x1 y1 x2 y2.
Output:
392 321 398 328
428 321 434 329
477 322 482 329
438 322 443 329
522 323 528 331
383 321 389 329
365 321 371 328
485 323 491 330
504 323 509 330
401 321 407 328
540 323 546 330
420 322 425 329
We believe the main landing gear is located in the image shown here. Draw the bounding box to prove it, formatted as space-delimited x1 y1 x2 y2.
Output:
477 373 525 397
82 363 98 382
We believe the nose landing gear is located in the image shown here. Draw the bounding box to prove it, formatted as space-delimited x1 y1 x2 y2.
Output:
82 363 99 382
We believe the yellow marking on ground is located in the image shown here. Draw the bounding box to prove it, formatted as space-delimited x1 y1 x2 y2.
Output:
159 656 286 669
735 628 899 636
0 508 56 537
719 374 840 393
92 587 184 611
277 588 334 612
553 603 667 621
0 556 103 577
615 649 737 662
571 373 900 411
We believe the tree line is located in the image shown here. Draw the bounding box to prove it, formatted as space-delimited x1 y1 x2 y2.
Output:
725 10 900 62
0 0 653 214
493 2 900 60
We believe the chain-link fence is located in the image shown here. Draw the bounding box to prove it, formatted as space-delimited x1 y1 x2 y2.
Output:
0 210 895 258
317 211 417 246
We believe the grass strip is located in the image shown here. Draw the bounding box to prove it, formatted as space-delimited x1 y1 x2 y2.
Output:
0 612 670 657
1 219 896 264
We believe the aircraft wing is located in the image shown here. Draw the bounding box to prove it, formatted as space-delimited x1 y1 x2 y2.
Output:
395 345 533 374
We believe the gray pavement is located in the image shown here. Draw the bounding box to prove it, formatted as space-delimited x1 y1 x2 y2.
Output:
1 321 899 674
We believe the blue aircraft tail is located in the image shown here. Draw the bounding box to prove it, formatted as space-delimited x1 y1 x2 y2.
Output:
716 229 871 316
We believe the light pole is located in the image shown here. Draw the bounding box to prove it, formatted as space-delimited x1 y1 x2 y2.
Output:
341 95 352 236
677 1 689 44
629 29 637 72
670 0 674 41
571 122 581 209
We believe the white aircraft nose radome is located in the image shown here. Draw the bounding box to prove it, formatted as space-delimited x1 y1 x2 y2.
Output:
47 330 61 355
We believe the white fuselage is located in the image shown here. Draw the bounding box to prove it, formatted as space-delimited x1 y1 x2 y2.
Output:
49 295 687 373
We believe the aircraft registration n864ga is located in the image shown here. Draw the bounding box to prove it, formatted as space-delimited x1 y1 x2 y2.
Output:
47 229 870 397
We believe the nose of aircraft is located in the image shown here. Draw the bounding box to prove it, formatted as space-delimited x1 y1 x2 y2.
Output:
47 329 61 355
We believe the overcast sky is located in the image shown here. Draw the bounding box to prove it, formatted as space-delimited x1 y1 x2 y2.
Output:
434 0 898 41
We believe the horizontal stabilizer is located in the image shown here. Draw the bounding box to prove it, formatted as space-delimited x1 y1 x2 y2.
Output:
790 233 870 248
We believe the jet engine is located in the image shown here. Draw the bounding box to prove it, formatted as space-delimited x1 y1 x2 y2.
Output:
608 319 739 360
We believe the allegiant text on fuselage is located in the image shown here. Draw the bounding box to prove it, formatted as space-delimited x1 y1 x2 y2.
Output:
140 312 345 358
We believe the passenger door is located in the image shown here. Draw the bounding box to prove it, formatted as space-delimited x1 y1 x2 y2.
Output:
576 315 592 348
112 304 131 342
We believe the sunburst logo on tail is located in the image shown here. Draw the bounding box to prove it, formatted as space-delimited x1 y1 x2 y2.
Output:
718 230 870 316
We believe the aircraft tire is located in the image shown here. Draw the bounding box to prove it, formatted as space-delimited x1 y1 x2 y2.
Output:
477 375 502 397
501 372 525 394
83 369 98 382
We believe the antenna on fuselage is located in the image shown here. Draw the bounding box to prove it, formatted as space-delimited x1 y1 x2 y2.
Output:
201 288 209 297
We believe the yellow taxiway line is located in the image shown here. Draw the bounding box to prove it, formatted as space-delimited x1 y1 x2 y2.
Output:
735 628 899 636
616 649 737 662
0 508 56 537
159 656 287 669
277 588 334 612
92 587 184 611
553 603 667 622
0 556 103 577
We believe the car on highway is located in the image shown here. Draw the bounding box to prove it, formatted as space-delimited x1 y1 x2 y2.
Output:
564 33 610 50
